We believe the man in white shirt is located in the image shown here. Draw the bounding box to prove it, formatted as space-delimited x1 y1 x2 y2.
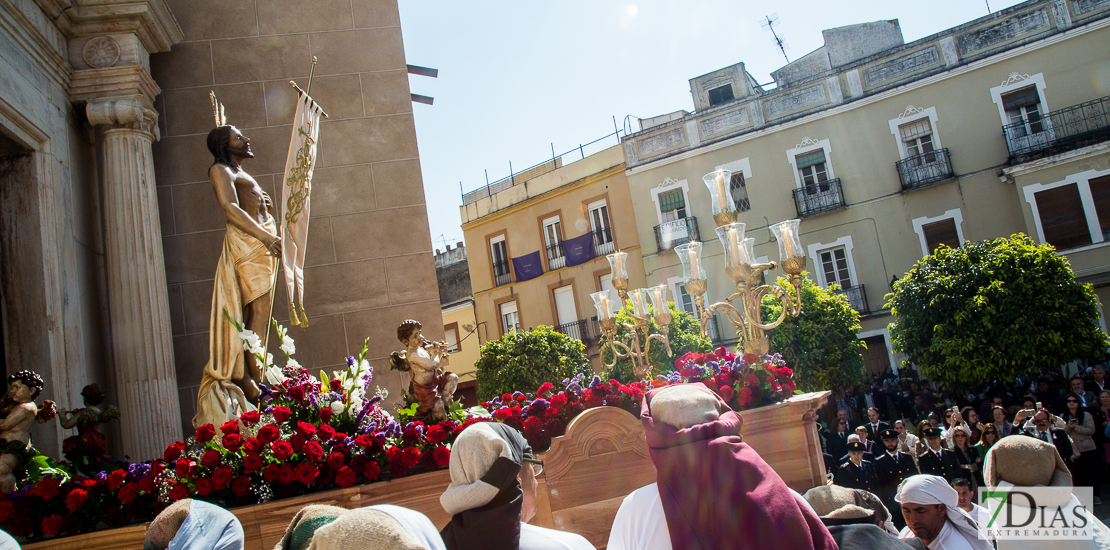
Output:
896 475 990 550
950 479 987 531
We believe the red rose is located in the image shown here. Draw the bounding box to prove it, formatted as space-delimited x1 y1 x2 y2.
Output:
326 451 346 471
288 386 306 401
303 440 324 462
718 385 735 402
163 441 184 462
318 424 336 441
243 437 264 454
354 434 374 447
219 419 240 435
386 446 403 463
262 464 280 482
169 483 189 501
295 462 319 486
332 432 348 442
0 500 13 522
550 393 567 408
256 424 281 443
425 425 446 444
117 483 139 504
195 423 216 443
277 464 296 485
243 453 264 473
329 378 342 391
742 353 760 365
296 421 317 438
291 433 308 452
240 410 261 425
107 469 127 491
212 466 233 487
737 387 753 406
389 460 409 479
200 449 222 468
272 406 292 422
175 459 193 479
222 433 244 451
271 441 294 461
363 461 381 480
231 476 251 497
195 477 214 496
336 466 357 488
402 446 421 468
42 514 64 537
137 474 156 493
433 445 451 467
65 488 88 510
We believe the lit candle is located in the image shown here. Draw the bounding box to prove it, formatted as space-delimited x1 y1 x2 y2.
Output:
632 291 648 316
716 171 728 213
783 229 800 258
688 247 700 279
599 294 610 320
613 252 625 279
727 226 741 266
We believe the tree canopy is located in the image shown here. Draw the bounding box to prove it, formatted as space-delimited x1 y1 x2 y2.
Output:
475 326 593 401
886 234 1108 388
601 301 712 383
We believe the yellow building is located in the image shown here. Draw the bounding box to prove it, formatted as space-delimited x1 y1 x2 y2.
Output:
435 243 481 406
460 144 647 372
620 1 1110 379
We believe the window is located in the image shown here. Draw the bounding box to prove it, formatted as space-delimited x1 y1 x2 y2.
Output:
708 85 735 107
444 323 460 353
819 247 853 289
1034 184 1092 250
1002 87 1044 138
588 199 615 256
676 284 719 342
542 215 565 270
729 172 750 212
1089 175 1110 241
796 150 830 191
899 119 936 159
921 219 961 253
489 235 510 287
599 273 615 294
658 189 687 221
499 301 520 335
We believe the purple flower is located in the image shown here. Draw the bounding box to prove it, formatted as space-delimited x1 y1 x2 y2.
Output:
346 356 356 367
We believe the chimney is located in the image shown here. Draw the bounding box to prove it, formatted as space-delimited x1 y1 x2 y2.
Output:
435 249 440 255
456 241 464 248
446 244 452 251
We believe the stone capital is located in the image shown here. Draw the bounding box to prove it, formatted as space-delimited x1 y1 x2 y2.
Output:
86 98 159 139
35 0 183 54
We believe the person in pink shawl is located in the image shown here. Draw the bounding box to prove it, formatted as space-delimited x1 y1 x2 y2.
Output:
608 383 838 550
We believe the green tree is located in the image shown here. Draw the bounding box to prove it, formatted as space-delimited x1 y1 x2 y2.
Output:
601 302 712 383
762 273 866 392
886 234 1108 388
475 326 593 401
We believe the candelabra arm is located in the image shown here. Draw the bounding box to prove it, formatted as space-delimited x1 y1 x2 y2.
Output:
645 332 672 358
599 338 633 370
748 283 793 331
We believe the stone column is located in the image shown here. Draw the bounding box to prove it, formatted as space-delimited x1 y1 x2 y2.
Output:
87 99 182 461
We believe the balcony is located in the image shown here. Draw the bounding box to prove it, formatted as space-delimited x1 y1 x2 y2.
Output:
654 216 700 252
833 284 869 315
792 178 846 217
554 317 600 343
896 148 954 190
593 228 615 256
546 243 566 270
1004 95 1110 163
493 261 511 287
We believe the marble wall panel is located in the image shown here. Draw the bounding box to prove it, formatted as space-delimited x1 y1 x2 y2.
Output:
310 164 377 217
257 0 355 35
211 34 312 85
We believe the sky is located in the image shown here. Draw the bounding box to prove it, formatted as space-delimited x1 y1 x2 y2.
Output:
398 0 1027 250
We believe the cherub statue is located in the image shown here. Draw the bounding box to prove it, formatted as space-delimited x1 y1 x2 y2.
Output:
59 383 120 470
389 319 458 422
0 371 56 492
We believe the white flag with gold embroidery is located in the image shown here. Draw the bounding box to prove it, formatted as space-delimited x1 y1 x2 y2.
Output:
280 92 323 326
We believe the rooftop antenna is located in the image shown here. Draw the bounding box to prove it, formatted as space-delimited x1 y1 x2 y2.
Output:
761 14 790 64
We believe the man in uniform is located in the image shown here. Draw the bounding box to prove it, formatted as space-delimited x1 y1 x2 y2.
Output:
834 441 878 493
917 427 960 482
875 429 918 530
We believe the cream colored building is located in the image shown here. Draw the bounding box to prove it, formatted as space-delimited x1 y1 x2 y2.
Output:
435 243 480 405
460 144 647 371
621 0 1110 379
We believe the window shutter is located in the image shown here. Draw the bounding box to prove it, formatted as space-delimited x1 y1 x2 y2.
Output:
659 189 686 212
899 119 932 141
922 219 961 253
729 173 750 211
796 150 826 169
1089 175 1110 239
1035 184 1092 250
1001 87 1040 111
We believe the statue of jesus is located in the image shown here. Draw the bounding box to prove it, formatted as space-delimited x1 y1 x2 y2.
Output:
194 124 281 429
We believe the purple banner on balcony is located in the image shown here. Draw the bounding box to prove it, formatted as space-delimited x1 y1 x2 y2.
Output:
562 232 596 267
512 251 544 282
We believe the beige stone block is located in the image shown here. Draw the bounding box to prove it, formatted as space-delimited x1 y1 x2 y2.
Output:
166 0 258 41
180 279 214 335
309 28 405 76
329 206 431 262
152 135 212 186
167 283 185 336
158 187 176 236
163 83 268 137
384 252 439 305
360 70 411 117
316 115 418 168
371 159 424 209
173 332 210 388
267 313 349 370
264 74 363 125
353 0 401 28
301 258 388 315
172 182 226 234
242 125 296 176
162 231 225 284
342 300 443 361
303 215 337 267
151 41 213 90
212 34 311 85
310 164 375 217
257 0 354 35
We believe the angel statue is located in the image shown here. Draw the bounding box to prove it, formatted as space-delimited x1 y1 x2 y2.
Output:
0 371 56 492
389 319 458 422
59 383 120 471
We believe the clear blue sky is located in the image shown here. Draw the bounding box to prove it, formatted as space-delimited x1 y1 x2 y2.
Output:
398 0 1026 250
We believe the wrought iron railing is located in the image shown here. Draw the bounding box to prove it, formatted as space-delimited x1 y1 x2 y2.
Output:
792 178 846 217
654 217 700 252
593 228 615 256
833 284 869 314
1003 95 1110 162
493 261 512 287
896 148 954 190
554 317 601 343
546 243 565 270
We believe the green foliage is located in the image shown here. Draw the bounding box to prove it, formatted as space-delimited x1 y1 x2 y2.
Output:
475 326 593 401
886 234 1108 388
763 273 866 392
601 302 713 384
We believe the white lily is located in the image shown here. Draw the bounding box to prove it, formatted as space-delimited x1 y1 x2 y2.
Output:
280 337 296 356
264 365 287 385
287 358 301 370
349 399 364 417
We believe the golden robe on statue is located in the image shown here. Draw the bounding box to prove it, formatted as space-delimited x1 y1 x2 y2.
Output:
194 219 278 429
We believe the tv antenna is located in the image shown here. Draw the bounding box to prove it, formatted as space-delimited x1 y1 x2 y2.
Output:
761 14 790 63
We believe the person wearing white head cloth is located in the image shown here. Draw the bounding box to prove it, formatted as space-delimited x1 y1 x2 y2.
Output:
895 475 990 550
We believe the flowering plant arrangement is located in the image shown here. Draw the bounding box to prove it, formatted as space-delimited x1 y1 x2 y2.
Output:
665 348 798 410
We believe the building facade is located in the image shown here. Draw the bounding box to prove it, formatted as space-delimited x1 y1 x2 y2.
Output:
1 0 440 461
435 242 480 406
621 0 1110 379
460 144 646 370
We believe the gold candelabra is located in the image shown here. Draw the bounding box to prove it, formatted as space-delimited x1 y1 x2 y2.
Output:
591 252 672 381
